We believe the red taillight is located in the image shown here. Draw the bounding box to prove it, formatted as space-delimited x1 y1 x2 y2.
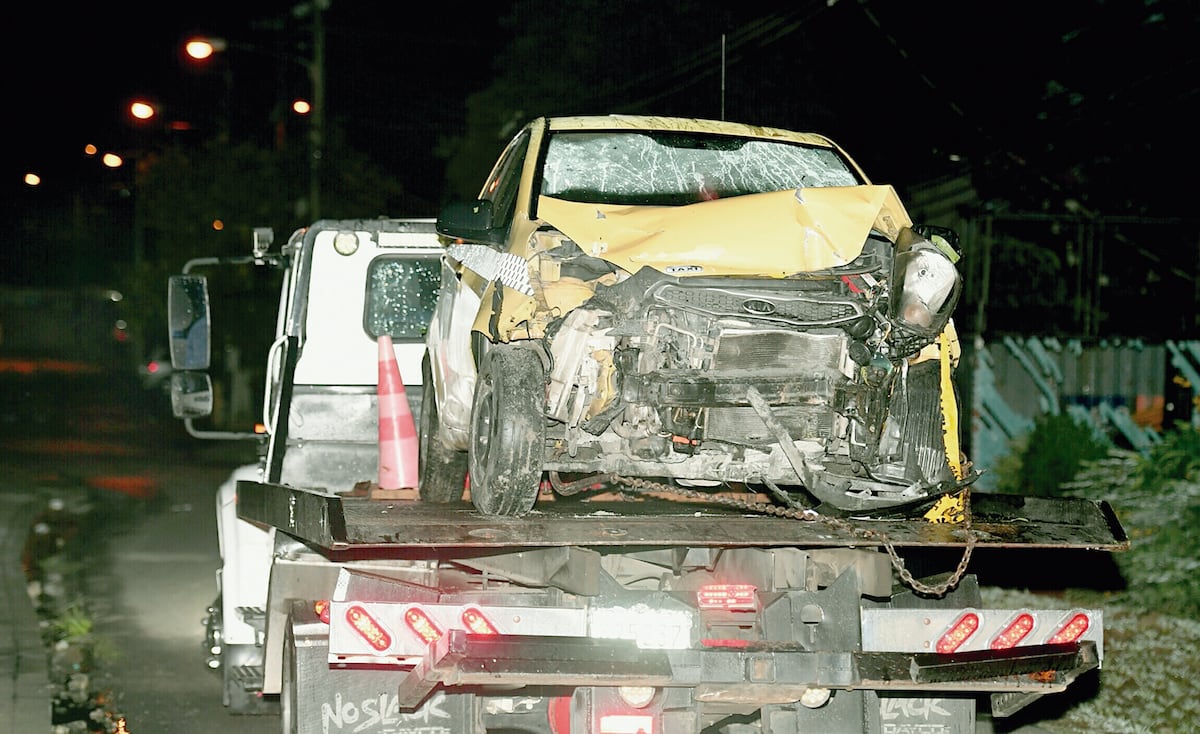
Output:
1047 612 1090 645
346 605 392 651
936 612 980 654
314 600 330 624
696 583 757 611
403 607 443 644
990 612 1035 650
547 695 572 734
599 713 654 734
146 361 160 374
461 607 499 635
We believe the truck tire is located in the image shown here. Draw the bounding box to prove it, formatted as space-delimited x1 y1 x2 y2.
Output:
468 344 545 516
419 354 469 502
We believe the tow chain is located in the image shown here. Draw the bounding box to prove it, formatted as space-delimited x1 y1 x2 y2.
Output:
591 474 976 597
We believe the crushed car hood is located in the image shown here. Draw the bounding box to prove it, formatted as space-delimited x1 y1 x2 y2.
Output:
536 184 913 276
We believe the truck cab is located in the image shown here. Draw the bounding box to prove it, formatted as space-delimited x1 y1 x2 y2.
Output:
168 218 443 712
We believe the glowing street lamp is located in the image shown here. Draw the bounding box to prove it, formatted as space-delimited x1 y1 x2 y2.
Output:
184 37 228 61
129 100 157 121
181 12 326 219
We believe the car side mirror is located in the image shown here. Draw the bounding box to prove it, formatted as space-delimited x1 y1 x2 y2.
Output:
436 200 503 247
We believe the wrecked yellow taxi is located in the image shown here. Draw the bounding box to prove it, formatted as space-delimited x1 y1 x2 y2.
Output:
422 115 967 516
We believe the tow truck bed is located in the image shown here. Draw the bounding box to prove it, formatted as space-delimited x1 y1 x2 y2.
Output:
237 480 1128 552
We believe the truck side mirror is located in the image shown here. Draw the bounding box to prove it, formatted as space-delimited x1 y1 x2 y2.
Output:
169 371 215 419
168 275 212 370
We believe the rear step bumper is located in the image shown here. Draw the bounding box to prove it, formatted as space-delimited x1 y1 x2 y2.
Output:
395 630 1099 710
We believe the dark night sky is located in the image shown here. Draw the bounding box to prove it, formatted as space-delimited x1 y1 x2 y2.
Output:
7 2 1195 200
5 2 500 198
4 1 1196 272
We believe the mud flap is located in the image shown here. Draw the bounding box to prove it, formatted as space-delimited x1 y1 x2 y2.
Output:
287 606 481 734
868 693 976 734
762 691 974 734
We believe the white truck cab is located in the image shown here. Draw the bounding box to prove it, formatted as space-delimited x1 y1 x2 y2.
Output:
168 218 443 713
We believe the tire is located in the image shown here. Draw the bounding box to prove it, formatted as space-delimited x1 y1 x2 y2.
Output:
468 344 546 516
280 619 299 734
418 354 469 502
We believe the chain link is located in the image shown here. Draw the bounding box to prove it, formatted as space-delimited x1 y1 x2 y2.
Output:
605 475 975 597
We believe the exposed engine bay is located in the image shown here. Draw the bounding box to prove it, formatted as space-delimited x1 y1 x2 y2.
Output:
468 210 971 513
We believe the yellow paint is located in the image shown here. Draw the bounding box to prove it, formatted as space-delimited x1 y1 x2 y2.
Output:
938 328 965 481
536 184 912 277
924 490 966 524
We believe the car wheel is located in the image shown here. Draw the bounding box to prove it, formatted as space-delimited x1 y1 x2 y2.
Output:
468 344 545 516
418 354 468 502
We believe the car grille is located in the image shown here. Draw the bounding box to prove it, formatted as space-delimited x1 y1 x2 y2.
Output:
653 283 862 328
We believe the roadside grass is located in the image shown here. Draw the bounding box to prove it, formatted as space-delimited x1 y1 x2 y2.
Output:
981 423 1200 733
23 489 138 733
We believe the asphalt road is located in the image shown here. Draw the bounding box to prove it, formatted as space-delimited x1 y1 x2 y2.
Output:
0 363 277 732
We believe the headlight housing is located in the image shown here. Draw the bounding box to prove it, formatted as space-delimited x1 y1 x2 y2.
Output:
888 226 962 355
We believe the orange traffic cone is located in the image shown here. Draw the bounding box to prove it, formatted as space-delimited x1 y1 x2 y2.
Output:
376 335 419 492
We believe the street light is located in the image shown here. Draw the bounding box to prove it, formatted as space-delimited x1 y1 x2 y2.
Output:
181 4 326 219
129 101 157 121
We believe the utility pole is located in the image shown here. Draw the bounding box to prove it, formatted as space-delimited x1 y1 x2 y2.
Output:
306 0 328 221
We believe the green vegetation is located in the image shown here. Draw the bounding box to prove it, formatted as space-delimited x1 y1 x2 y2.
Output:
986 422 1200 732
992 411 1112 496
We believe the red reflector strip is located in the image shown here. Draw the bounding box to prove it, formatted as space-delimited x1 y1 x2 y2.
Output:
697 584 757 611
461 607 499 635
346 605 392 651
403 607 443 643
1047 613 1090 644
599 713 654 734
700 638 751 648
990 612 1035 650
314 600 330 624
937 612 980 654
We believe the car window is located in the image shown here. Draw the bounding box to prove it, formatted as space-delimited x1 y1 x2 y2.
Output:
481 130 532 231
540 131 860 206
364 256 441 341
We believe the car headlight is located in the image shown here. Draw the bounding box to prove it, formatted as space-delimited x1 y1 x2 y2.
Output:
889 227 962 351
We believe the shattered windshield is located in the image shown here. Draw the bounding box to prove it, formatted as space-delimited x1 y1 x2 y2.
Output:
540 131 861 206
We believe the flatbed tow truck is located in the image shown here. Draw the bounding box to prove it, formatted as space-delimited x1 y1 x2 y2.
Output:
169 207 1127 734
230 471 1124 733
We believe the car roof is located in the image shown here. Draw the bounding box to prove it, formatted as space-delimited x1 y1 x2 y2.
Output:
541 115 841 149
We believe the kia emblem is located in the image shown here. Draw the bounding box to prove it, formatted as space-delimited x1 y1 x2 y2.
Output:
742 298 776 315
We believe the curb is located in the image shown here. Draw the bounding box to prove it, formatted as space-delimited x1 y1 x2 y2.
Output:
0 490 53 731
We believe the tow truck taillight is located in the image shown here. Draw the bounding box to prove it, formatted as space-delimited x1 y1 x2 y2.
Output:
314 599 330 624
461 607 499 635
696 583 757 611
403 607 443 643
936 612 980 654
346 605 392 651
990 612 1035 650
1047 612 1090 644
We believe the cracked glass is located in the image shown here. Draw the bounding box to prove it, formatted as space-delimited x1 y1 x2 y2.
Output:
540 131 860 206
364 256 441 340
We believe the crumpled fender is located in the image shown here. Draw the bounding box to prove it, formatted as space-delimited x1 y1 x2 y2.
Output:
473 280 538 343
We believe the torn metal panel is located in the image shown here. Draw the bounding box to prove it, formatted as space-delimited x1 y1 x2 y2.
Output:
536 185 912 276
